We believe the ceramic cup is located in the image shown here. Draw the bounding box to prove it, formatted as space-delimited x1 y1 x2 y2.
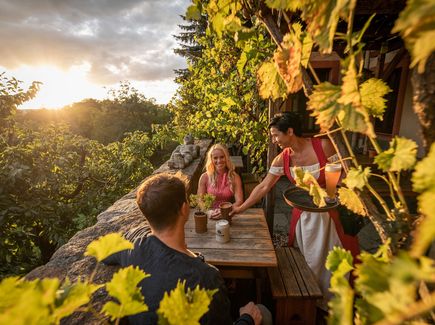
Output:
219 202 233 223
216 220 230 243
194 212 207 233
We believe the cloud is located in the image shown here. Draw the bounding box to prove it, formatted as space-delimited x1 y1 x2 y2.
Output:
0 0 189 84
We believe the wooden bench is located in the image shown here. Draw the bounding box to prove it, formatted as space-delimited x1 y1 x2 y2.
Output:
267 247 322 325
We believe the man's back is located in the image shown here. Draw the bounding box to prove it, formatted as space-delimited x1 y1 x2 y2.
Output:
104 235 233 325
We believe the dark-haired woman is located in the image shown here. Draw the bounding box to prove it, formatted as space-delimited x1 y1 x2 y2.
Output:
232 112 359 310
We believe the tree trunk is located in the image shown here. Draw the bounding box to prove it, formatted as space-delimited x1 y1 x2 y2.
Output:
412 53 435 151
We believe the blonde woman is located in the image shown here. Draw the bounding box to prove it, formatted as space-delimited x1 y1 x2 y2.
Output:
198 144 243 218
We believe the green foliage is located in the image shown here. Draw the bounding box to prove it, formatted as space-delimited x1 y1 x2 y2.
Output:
411 143 435 256
257 60 288 99
338 187 366 216
0 72 41 123
307 82 342 130
0 234 214 324
157 280 217 325
85 233 133 262
102 266 149 321
0 79 161 277
393 0 435 72
374 137 418 172
342 166 370 190
326 247 354 325
359 78 392 119
272 24 313 94
0 276 100 325
292 167 327 207
189 194 216 212
171 20 273 174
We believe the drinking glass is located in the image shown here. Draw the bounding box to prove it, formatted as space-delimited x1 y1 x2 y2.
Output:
325 163 342 203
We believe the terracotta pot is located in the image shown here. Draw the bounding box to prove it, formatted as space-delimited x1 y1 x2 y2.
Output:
194 211 207 233
219 202 233 224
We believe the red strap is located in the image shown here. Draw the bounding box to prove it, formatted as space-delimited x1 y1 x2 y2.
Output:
282 148 294 183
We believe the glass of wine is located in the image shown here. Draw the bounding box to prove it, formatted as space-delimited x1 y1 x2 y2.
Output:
325 163 342 203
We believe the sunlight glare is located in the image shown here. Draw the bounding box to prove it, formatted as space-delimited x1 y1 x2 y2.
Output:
6 64 107 110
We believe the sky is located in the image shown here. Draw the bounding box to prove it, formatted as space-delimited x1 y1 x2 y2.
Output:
0 0 191 109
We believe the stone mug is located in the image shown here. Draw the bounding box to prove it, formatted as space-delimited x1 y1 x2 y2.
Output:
216 220 230 243
219 202 233 223
194 212 207 233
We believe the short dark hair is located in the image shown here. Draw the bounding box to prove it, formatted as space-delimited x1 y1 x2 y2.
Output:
268 112 302 136
136 173 187 231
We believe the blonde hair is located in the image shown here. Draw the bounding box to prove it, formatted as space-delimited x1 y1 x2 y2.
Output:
205 144 236 192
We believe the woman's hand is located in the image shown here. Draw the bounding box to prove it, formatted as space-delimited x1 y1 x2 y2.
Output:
208 208 221 220
230 205 243 217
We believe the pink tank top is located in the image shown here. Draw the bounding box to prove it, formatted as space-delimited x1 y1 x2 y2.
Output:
206 172 234 208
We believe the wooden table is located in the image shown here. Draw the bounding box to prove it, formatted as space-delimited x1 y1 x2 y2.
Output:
185 208 277 301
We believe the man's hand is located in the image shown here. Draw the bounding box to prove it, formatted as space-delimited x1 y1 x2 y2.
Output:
239 302 262 325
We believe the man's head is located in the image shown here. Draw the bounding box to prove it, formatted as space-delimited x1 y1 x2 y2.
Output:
136 173 188 231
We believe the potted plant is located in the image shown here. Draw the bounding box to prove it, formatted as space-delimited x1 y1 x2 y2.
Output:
190 194 215 233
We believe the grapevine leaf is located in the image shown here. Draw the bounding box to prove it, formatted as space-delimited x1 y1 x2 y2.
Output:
374 137 417 172
412 142 435 193
354 251 390 296
338 57 360 106
343 166 370 190
53 280 102 322
265 0 301 11
85 233 133 262
157 280 217 325
186 5 201 21
411 189 435 257
102 266 149 320
307 82 342 131
257 60 287 100
293 167 327 207
301 0 355 53
326 247 354 274
338 104 373 137
338 187 366 216
393 0 435 72
360 78 392 119
273 33 303 93
0 278 59 325
326 248 354 325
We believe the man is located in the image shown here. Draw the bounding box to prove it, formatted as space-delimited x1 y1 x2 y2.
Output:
104 173 263 325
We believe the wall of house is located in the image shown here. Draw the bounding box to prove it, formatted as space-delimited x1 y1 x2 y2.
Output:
398 76 425 158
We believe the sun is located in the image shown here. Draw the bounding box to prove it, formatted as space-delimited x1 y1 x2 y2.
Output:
5 64 107 110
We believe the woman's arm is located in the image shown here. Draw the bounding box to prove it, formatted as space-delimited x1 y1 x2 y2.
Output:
233 173 244 207
197 173 207 195
231 154 283 215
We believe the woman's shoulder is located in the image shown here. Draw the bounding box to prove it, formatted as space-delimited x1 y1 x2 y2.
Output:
199 172 209 184
271 151 284 167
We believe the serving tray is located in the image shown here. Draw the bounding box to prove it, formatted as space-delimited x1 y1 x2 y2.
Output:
282 187 338 212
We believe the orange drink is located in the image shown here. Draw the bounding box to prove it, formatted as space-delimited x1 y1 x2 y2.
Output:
325 163 342 201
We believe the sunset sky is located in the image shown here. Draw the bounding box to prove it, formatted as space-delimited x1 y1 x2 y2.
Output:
0 0 190 109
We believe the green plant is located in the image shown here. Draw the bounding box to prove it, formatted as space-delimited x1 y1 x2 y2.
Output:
0 233 215 325
189 194 215 213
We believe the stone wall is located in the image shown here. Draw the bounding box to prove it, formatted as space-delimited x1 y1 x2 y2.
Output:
26 139 212 324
